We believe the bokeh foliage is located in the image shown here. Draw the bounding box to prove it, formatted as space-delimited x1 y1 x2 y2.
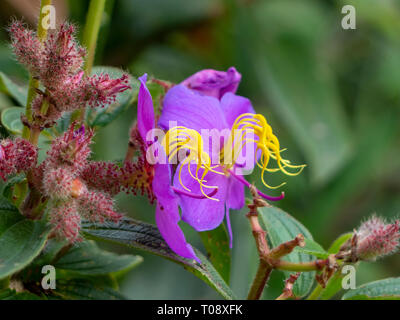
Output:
0 0 399 299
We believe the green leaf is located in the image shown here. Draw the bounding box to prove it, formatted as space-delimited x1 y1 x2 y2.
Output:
293 238 329 259
342 278 400 300
259 205 315 297
86 67 139 128
54 240 143 276
1 107 24 135
328 232 353 254
0 289 43 300
0 198 51 279
199 224 231 284
0 72 27 107
52 278 126 300
82 218 236 300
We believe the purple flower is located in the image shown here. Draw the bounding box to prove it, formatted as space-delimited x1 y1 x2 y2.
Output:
181 67 241 100
158 68 303 248
137 74 200 262
136 69 304 261
158 81 259 247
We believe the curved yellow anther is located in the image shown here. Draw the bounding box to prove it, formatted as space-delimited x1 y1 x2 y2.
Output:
162 126 222 201
223 113 306 189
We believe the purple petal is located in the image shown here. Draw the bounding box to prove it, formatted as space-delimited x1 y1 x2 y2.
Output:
159 84 228 133
181 67 241 99
220 92 255 128
173 164 228 231
137 74 155 143
153 163 200 262
220 93 257 170
226 175 245 210
225 206 233 249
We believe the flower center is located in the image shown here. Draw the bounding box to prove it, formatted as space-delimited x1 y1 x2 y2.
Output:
161 114 305 201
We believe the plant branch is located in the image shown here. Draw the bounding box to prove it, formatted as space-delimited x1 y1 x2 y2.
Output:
247 260 272 300
22 0 52 140
245 185 340 300
276 273 301 300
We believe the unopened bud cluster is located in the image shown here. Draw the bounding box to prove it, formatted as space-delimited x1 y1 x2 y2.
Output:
0 20 139 243
0 138 37 180
32 124 122 242
339 215 400 262
9 21 130 125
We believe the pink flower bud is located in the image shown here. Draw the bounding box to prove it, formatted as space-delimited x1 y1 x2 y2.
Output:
50 203 81 243
81 161 123 196
77 190 122 223
0 138 37 181
41 23 85 88
356 215 400 261
45 124 93 174
43 167 74 200
87 73 131 108
181 67 242 99
9 20 43 77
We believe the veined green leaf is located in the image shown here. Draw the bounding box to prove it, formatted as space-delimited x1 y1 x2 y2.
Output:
0 197 51 279
342 278 400 300
199 224 231 284
52 278 126 300
55 240 143 276
82 218 236 300
0 289 43 300
259 205 315 297
1 107 24 135
0 72 27 107
293 238 329 259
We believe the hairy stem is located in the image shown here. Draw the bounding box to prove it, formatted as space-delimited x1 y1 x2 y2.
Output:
246 193 271 300
22 0 52 140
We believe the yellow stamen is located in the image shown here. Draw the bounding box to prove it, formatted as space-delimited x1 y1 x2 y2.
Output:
162 126 222 201
223 113 306 189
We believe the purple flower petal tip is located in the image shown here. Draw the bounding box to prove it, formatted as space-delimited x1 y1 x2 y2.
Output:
181 67 242 99
138 73 148 84
137 73 155 143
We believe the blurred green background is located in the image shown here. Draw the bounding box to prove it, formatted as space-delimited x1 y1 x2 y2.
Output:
0 0 399 299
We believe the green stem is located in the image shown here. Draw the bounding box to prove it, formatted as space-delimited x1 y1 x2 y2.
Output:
307 284 324 300
274 260 321 272
72 0 106 124
82 0 106 75
22 0 53 140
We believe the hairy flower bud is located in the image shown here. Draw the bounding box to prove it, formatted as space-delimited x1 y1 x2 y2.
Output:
50 203 81 243
81 161 123 196
43 167 74 200
355 215 400 261
45 124 93 174
41 23 85 89
87 73 131 108
9 20 43 77
0 138 37 180
77 190 122 223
